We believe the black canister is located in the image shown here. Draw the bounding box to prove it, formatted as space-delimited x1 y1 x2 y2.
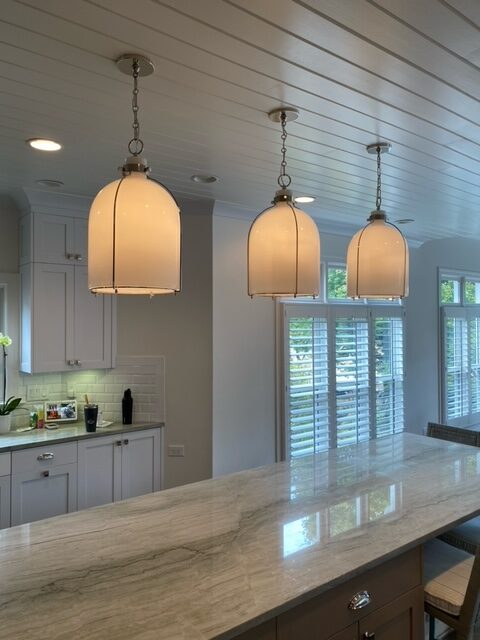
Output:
122 388 133 425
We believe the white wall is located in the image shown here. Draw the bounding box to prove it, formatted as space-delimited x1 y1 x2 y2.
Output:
212 213 276 476
405 237 480 433
118 200 213 488
0 197 20 273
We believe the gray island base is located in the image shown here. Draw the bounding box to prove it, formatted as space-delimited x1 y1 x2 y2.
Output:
1 433 479 639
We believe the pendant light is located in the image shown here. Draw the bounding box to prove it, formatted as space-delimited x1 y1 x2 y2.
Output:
247 108 320 298
88 54 181 295
347 143 409 299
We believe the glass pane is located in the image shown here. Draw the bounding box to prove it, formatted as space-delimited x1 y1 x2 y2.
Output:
375 317 405 437
440 278 460 304
335 317 370 447
470 317 480 415
288 316 329 458
327 266 347 300
465 280 480 304
445 316 468 419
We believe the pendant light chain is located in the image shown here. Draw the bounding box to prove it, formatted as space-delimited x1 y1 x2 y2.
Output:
128 58 144 156
277 111 292 189
375 145 382 211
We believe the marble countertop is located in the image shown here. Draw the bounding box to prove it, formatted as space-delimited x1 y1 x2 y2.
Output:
0 421 164 451
2 433 480 640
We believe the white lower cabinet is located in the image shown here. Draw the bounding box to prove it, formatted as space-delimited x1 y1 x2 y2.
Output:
11 464 77 526
78 428 161 510
121 428 161 500
2 427 162 529
77 435 122 509
11 442 78 526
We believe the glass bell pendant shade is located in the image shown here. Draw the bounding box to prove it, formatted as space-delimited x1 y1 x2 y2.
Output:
347 216 409 299
248 199 320 297
88 171 181 295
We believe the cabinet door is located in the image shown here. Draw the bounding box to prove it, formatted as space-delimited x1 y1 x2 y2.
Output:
327 626 357 640
11 463 77 526
33 263 75 372
121 429 161 500
78 435 122 509
0 476 11 529
234 619 276 639
74 218 88 263
358 587 424 640
74 266 113 369
34 213 75 264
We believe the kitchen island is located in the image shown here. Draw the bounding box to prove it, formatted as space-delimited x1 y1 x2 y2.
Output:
1 433 480 639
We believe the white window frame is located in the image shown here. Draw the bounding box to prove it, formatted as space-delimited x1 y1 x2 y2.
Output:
439 268 480 425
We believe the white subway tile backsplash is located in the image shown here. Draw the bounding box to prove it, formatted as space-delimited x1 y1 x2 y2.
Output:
11 356 165 429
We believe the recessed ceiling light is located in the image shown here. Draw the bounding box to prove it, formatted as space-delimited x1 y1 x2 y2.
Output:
395 218 415 225
36 179 64 188
27 138 62 151
190 174 218 184
294 196 315 204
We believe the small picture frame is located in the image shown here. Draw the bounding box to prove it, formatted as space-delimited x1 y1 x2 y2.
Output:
44 400 77 423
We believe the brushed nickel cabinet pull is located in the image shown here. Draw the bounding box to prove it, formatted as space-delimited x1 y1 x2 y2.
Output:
42 470 50 477
75 359 82 366
364 633 375 639
348 590 371 610
115 440 122 446
37 452 54 461
66 253 74 260
123 439 129 445
67 359 75 366
74 253 83 261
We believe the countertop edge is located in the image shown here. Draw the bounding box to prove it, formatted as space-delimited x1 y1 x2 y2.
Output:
0 422 165 452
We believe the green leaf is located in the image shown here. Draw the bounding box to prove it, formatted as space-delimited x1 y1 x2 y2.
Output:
0 396 22 415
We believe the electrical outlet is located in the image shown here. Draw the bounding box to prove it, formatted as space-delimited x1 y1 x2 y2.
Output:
167 444 185 457
67 388 76 399
40 387 49 399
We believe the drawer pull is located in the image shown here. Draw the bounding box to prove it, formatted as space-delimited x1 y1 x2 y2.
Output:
115 440 122 446
74 253 83 261
123 438 129 445
42 470 50 477
37 452 55 461
348 590 371 611
363 633 375 639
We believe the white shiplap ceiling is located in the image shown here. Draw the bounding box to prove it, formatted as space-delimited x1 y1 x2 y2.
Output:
0 0 479 242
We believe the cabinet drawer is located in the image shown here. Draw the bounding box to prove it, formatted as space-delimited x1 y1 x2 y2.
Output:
0 452 11 476
277 547 422 640
12 442 77 474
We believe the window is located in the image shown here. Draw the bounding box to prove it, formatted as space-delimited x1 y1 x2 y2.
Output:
327 264 347 300
284 304 405 458
440 270 480 425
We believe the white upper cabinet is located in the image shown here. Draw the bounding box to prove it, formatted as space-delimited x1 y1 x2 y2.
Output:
18 189 116 374
27 214 88 265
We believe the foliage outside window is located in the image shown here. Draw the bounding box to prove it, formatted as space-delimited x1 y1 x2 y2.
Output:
327 265 347 300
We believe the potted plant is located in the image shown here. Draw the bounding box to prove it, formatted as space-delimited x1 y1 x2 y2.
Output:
0 334 21 434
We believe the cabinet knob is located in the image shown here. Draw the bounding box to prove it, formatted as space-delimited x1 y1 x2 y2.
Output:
363 633 375 639
42 470 50 477
348 590 371 611
115 440 122 446
123 438 129 445
67 359 75 366
66 253 74 260
75 360 82 366
37 452 54 461
74 254 83 261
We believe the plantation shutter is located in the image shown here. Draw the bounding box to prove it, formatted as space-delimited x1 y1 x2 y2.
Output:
443 307 468 423
373 312 405 437
469 310 480 419
333 310 370 447
285 307 329 458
